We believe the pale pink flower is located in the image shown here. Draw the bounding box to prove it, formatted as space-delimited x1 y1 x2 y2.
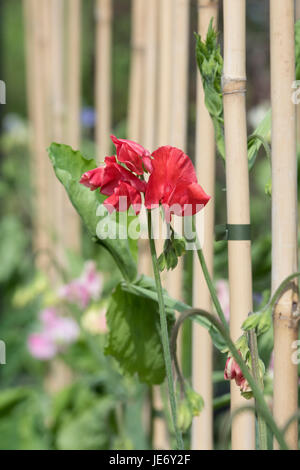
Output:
59 261 102 309
28 308 79 360
28 332 57 360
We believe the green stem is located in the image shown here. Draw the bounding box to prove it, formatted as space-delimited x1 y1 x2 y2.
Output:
172 308 289 450
189 217 228 329
248 322 268 450
147 210 184 450
261 271 300 314
195 246 229 329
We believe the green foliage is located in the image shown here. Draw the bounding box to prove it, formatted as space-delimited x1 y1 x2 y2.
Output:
122 275 227 352
247 110 271 170
0 216 29 282
105 284 175 385
55 396 114 450
158 229 186 272
195 22 272 171
195 21 224 159
47 143 137 282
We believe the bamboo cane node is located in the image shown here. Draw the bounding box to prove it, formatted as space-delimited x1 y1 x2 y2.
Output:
197 0 219 9
273 302 300 330
222 76 247 95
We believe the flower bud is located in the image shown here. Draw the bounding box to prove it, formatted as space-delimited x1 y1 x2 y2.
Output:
242 313 260 332
186 388 204 417
257 309 272 335
177 401 193 433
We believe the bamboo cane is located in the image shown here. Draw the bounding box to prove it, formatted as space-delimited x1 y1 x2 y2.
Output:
191 0 218 451
128 0 150 277
24 0 53 271
270 0 299 450
128 0 146 143
95 0 112 163
64 0 81 253
222 0 255 450
157 0 172 148
296 1 300 145
165 0 190 301
48 0 68 267
142 0 158 151
140 0 171 450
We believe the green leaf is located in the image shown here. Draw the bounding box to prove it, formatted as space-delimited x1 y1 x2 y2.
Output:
105 283 175 385
47 143 137 282
122 276 227 351
56 397 114 450
247 109 271 170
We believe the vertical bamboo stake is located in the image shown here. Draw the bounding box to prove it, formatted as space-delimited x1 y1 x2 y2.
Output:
49 0 67 266
24 0 53 271
270 0 299 450
142 0 158 151
141 0 170 450
128 0 150 277
191 0 218 451
296 1 300 146
128 0 146 143
222 0 255 450
95 0 112 163
165 0 190 301
157 0 172 148
164 0 190 308
64 0 81 253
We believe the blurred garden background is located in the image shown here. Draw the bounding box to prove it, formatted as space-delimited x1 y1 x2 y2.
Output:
0 0 296 450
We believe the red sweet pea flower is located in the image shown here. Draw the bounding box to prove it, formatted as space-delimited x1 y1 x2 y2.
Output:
111 134 153 174
224 354 251 395
80 156 146 193
80 156 146 215
145 146 210 222
104 181 142 214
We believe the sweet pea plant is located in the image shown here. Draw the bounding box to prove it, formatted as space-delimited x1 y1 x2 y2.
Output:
47 128 296 451
46 21 300 451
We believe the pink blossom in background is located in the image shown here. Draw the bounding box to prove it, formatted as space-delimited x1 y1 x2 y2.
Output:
28 308 79 360
59 261 103 309
216 279 230 322
28 332 57 360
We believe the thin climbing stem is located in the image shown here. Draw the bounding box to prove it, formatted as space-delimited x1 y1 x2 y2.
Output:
171 308 289 450
147 210 184 450
190 217 228 329
248 321 268 450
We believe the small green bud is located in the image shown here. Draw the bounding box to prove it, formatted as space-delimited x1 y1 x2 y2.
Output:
242 313 260 331
186 388 204 417
165 249 178 270
177 401 193 433
257 309 272 335
235 335 249 361
158 253 166 272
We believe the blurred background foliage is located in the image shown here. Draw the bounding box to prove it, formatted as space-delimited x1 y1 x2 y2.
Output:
0 0 298 450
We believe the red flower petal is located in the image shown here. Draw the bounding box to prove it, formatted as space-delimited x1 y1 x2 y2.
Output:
111 134 151 174
145 146 210 220
80 156 146 197
104 182 142 215
80 167 105 191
